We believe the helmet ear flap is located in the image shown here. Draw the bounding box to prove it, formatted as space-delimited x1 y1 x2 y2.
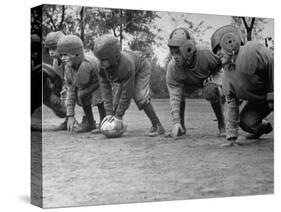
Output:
179 40 196 59
220 32 241 55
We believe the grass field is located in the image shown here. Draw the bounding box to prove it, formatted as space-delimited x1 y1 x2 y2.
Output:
32 98 274 208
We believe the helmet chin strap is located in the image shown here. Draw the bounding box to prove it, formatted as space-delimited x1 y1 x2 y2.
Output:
230 50 236 64
221 50 237 71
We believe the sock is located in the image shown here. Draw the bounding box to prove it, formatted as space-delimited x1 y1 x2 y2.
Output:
180 100 186 129
210 100 225 129
97 103 106 123
143 102 161 127
82 104 94 124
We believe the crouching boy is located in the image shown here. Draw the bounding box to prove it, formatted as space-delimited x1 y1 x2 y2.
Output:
93 34 165 137
211 25 273 146
166 27 226 138
57 35 105 133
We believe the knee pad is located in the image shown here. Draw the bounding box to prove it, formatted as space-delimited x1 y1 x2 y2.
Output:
203 82 221 102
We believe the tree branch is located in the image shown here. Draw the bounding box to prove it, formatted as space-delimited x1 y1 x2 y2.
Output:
80 7 84 42
112 27 117 37
250 17 255 29
45 10 57 31
59 5 65 31
119 9 123 46
241 17 249 30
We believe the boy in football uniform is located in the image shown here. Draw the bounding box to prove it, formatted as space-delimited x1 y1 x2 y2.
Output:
93 34 165 137
57 35 105 133
166 27 225 138
42 31 68 130
210 25 273 146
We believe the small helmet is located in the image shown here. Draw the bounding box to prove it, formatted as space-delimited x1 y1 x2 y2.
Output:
168 27 191 47
220 32 241 55
211 25 244 54
57 35 84 56
93 34 121 66
44 31 65 49
31 34 41 44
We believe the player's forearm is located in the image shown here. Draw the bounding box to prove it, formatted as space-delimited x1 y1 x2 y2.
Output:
115 77 134 119
226 94 240 139
100 78 114 116
85 69 101 94
65 85 77 117
167 83 183 124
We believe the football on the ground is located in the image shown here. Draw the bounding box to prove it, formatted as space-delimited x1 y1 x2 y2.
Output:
100 116 127 138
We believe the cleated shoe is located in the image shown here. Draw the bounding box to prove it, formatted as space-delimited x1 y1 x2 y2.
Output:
148 123 165 137
75 118 96 133
246 122 273 140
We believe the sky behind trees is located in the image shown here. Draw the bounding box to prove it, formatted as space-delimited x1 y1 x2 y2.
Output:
154 11 273 66
38 4 274 67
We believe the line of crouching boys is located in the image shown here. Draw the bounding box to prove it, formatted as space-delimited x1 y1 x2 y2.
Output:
38 25 273 145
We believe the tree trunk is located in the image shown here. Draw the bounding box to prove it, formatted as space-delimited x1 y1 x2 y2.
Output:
241 17 255 41
59 5 65 31
44 7 57 31
246 29 252 41
80 7 85 42
119 9 123 47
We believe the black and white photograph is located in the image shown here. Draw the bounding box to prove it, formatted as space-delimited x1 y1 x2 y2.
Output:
30 2 274 209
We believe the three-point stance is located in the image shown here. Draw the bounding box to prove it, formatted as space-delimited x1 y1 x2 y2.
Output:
93 34 165 137
166 27 226 138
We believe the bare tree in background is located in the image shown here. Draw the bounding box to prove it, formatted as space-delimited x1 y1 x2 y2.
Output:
242 17 255 41
231 17 267 41
80 7 85 42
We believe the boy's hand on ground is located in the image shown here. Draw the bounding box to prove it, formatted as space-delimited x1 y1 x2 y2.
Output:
67 116 75 132
172 123 185 138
